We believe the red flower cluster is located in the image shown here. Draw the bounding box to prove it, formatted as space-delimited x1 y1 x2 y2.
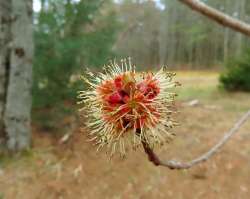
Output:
97 72 161 132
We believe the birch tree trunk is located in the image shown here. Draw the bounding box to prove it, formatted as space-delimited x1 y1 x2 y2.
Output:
3 0 33 151
0 0 11 141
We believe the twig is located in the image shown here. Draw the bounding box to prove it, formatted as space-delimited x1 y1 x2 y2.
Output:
142 109 250 169
178 0 250 37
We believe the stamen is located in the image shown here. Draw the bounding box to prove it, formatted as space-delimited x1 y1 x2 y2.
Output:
78 60 178 157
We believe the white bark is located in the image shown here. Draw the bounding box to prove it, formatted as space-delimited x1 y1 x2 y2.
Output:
4 0 33 150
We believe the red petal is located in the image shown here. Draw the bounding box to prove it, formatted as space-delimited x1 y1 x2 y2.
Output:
114 76 123 89
137 82 147 93
122 95 130 103
108 91 122 104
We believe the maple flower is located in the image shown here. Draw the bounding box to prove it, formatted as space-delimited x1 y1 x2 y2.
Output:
78 58 179 157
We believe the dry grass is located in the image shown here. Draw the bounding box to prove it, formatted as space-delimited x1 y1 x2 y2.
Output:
0 71 250 199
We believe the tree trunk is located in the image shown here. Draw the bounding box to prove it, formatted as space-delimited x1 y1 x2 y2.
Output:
0 0 11 142
235 0 245 56
223 27 229 62
223 0 230 62
3 0 33 151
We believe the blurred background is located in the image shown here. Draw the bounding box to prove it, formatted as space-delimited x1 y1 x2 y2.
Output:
1 0 250 198
31 0 250 109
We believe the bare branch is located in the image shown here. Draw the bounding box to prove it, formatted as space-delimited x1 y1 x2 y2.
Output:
178 0 250 37
142 109 250 169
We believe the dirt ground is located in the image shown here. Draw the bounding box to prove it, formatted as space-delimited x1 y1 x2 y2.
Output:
0 71 250 199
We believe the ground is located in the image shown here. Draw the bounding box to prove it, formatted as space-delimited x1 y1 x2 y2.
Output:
0 71 250 199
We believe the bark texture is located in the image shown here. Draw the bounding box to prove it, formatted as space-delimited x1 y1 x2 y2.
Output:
0 0 11 139
179 0 250 37
4 0 33 150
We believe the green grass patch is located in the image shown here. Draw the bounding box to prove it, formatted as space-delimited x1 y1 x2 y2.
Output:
174 71 250 113
177 85 217 101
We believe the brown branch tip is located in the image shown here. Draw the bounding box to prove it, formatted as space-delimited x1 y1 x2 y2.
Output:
141 110 250 170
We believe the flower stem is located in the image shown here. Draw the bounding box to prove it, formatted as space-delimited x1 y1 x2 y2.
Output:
139 110 250 169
